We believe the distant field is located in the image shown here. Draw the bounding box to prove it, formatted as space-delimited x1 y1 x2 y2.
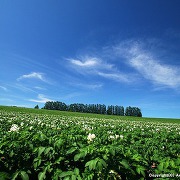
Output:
0 105 180 179
0 105 180 123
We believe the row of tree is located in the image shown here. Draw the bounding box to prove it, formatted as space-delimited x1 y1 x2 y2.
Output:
42 101 142 117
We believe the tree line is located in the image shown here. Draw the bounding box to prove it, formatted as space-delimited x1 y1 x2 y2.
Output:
42 101 142 117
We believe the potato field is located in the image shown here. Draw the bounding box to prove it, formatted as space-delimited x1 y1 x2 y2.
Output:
0 106 180 180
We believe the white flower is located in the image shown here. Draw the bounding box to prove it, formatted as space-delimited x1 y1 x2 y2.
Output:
120 135 124 139
87 133 96 141
108 131 113 134
115 134 119 139
9 124 19 132
109 170 115 174
109 135 115 139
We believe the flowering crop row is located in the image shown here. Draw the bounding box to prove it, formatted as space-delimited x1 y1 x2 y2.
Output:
0 109 180 179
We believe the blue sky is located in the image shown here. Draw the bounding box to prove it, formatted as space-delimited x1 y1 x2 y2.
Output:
0 0 180 118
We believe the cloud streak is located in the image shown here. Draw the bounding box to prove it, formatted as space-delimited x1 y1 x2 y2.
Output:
114 41 180 88
0 86 7 91
67 39 180 90
130 55 180 88
68 55 132 83
17 72 46 82
34 86 46 90
28 94 54 103
69 82 103 89
70 57 98 67
98 72 131 83
69 56 113 70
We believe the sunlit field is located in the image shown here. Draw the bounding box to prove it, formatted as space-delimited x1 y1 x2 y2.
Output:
0 106 180 179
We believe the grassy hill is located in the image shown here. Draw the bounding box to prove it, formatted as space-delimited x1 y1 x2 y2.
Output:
0 105 179 124
0 105 180 179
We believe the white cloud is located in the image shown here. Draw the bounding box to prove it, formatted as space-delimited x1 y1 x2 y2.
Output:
69 56 113 70
0 86 7 91
98 72 131 83
68 55 134 83
131 56 180 87
114 41 180 89
14 83 37 93
84 83 103 89
70 82 103 89
28 94 54 103
17 72 46 82
68 54 135 84
34 86 46 90
67 40 180 88
70 57 98 67
129 46 180 88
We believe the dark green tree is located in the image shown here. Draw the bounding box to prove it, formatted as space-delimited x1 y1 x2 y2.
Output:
125 106 142 117
34 105 39 109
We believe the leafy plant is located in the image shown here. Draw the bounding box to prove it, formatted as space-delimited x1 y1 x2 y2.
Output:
0 107 179 179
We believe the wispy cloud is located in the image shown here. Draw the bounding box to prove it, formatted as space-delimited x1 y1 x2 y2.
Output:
98 72 131 83
0 86 7 91
67 39 180 89
14 83 37 93
114 41 180 88
28 94 54 103
80 83 103 89
60 92 82 100
69 82 103 89
130 54 180 88
69 56 113 70
70 57 98 67
68 55 133 83
34 86 46 90
17 72 46 82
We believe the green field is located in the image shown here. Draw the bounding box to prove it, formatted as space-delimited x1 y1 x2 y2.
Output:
0 106 180 179
1 105 180 123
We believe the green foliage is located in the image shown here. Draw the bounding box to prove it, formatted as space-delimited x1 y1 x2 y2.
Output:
107 105 124 115
34 105 39 109
125 106 142 117
0 106 180 179
43 101 141 117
